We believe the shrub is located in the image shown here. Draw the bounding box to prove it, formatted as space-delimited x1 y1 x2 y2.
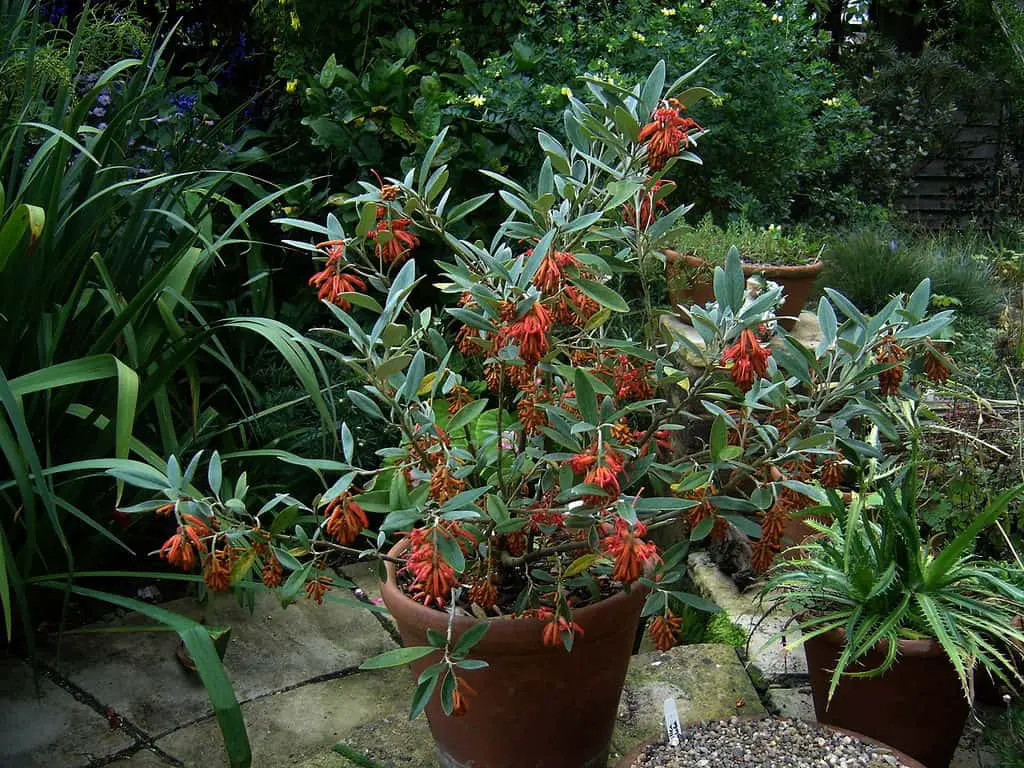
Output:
668 214 825 266
819 230 927 313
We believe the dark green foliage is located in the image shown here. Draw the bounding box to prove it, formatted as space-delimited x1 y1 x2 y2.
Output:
819 231 927 313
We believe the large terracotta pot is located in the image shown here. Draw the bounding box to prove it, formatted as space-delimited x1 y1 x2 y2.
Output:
381 541 648 768
804 628 970 768
665 249 823 330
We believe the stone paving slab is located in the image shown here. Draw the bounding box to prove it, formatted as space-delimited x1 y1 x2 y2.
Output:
688 551 808 683
43 588 396 736
610 643 765 759
156 667 434 768
102 748 176 766
0 658 133 768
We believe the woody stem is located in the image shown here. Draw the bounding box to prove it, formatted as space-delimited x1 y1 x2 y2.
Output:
500 539 591 567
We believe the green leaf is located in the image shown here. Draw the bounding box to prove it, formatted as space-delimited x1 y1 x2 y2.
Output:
570 278 629 313
446 193 493 225
666 590 722 614
640 59 667 116
452 623 489 656
565 553 603 577
418 127 450 194
347 390 386 421
319 54 337 88
356 203 379 238
409 674 439 720
689 516 715 541
574 368 599 426
448 399 488 433
709 415 727 462
208 452 222 496
400 351 426 403
359 645 437 670
0 203 45 271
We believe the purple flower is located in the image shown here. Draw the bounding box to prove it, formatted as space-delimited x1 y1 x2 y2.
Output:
97 89 112 106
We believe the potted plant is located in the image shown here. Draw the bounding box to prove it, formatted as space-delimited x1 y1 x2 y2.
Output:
109 61 958 768
664 215 825 329
761 454 1024 768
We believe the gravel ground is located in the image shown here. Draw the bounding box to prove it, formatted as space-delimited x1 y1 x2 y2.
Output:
626 717 910 768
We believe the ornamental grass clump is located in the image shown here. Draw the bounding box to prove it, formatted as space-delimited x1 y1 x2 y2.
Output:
115 60 958 719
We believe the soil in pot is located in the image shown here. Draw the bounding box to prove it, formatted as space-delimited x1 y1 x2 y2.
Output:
804 629 970 768
665 250 823 331
618 716 923 768
381 541 647 768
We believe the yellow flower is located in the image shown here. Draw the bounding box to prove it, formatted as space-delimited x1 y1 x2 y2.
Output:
285 79 298 93
290 10 301 30
661 7 677 15
771 13 783 23
560 86 573 99
631 31 646 42
467 94 486 107
696 24 707 33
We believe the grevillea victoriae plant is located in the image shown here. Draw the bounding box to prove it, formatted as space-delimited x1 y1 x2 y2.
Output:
115 60 957 720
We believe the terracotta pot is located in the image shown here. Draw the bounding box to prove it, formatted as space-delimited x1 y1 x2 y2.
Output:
381 541 648 768
664 249 824 331
804 628 970 768
614 718 928 768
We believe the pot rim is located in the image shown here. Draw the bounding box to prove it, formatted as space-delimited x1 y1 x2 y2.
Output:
381 538 649 642
664 248 825 278
802 620 948 659
613 716 928 768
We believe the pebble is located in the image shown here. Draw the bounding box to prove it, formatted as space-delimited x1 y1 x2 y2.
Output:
626 717 909 768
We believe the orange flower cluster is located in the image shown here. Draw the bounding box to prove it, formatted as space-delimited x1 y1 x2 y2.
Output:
923 345 950 384
405 526 473 607
203 545 233 592
469 577 498 609
601 518 660 584
567 445 625 506
262 554 283 588
648 610 682 651
613 355 653 401
306 574 332 604
308 241 368 310
158 514 212 571
874 336 907 396
324 492 368 546
446 384 474 414
532 249 579 294
623 179 669 230
684 485 729 542
502 302 553 366
820 458 845 489
429 464 467 504
721 329 771 391
554 285 600 325
537 607 585 649
369 206 420 264
638 102 701 170
517 382 550 436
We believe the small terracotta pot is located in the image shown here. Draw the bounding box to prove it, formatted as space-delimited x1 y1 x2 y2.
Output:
664 249 823 331
614 718 928 768
381 541 648 768
804 628 970 768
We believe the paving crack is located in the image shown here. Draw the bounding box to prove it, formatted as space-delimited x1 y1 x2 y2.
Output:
30 660 184 767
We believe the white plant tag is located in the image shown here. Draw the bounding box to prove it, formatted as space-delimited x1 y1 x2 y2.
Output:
663 698 681 747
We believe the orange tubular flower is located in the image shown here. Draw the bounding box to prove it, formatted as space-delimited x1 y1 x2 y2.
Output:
203 546 232 593
538 607 585 650
309 242 368 309
450 676 477 717
601 519 660 584
429 464 467 504
531 249 578 294
405 528 459 607
370 210 420 264
721 329 771 391
504 302 553 366
638 105 701 171
469 577 498 609
751 536 779 574
875 336 907 396
567 445 597 475
623 180 669 230
324 492 368 546
820 458 845 489
447 384 474 414
613 356 653 401
584 465 621 506
158 514 211 571
649 610 682 651
262 555 283 588
923 346 950 384
305 575 332 604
